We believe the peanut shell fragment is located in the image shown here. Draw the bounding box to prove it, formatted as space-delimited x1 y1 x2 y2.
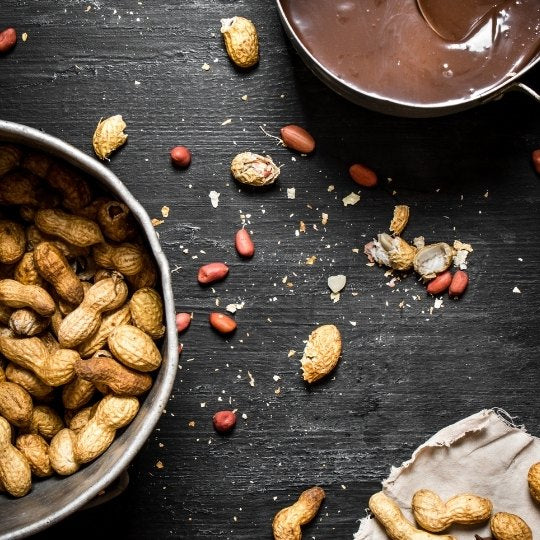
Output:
92 115 128 160
390 205 410 235
300 324 342 383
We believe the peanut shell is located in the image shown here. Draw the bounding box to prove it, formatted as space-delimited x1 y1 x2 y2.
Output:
108 324 163 372
92 115 128 160
300 324 342 383
220 16 259 68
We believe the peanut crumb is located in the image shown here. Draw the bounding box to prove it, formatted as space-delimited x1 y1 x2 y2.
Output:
305 255 317 265
321 213 329 225
156 460 164 469
342 192 361 206
22 32 28 42
202 63 211 71
288 350 296 357
161 205 170 218
151 218 164 227
188 420 196 428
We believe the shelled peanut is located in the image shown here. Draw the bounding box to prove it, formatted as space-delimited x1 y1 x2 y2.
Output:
0 143 167 497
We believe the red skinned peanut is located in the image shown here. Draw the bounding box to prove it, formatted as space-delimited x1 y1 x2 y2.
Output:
0 28 17 54
235 228 255 258
349 163 378 187
170 146 191 168
426 270 452 295
213 410 236 433
532 149 540 174
209 312 237 334
449 270 469 297
197 262 229 284
175 312 191 333
280 125 316 154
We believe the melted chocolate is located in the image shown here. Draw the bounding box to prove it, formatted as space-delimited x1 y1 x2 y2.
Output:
279 0 540 106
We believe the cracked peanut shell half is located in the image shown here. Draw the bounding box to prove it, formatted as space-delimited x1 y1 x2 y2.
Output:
413 242 454 280
300 324 342 383
230 152 280 187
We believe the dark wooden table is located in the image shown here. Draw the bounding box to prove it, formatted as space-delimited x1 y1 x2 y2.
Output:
2 1 540 538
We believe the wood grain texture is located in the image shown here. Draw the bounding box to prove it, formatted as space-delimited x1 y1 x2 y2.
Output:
1 1 540 538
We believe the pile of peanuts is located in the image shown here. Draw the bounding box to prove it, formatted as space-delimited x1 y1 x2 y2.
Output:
0 143 165 497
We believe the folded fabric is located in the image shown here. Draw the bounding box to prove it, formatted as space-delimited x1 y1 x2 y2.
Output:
355 409 540 539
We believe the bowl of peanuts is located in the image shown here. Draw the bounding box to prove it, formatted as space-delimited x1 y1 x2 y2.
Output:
0 120 178 538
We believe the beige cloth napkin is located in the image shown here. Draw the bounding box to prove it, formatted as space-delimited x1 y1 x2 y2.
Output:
355 409 540 539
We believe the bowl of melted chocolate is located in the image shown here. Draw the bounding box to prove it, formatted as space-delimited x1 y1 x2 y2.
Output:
277 0 540 116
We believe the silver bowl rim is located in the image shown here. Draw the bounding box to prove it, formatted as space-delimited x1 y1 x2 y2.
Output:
0 119 178 537
276 0 540 116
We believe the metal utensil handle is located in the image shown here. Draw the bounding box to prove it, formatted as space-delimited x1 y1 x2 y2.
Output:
80 470 129 511
505 82 540 102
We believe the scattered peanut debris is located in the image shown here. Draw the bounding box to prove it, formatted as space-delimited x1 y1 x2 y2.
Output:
202 62 211 71
305 255 317 265
156 460 164 469
161 206 170 218
151 218 164 227
188 420 196 428
247 371 255 387
342 192 361 206
299 221 306 233
209 190 220 208
513 287 521 294
221 118 232 126
413 236 425 249
321 213 329 225
389 205 410 235
288 350 296 357
21 32 28 42
226 302 245 314
287 187 296 199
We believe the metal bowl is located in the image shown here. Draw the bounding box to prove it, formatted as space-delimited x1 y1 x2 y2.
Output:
276 1 540 117
0 120 178 538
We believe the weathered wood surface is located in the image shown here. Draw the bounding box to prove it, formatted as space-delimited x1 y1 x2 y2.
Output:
1 1 540 538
